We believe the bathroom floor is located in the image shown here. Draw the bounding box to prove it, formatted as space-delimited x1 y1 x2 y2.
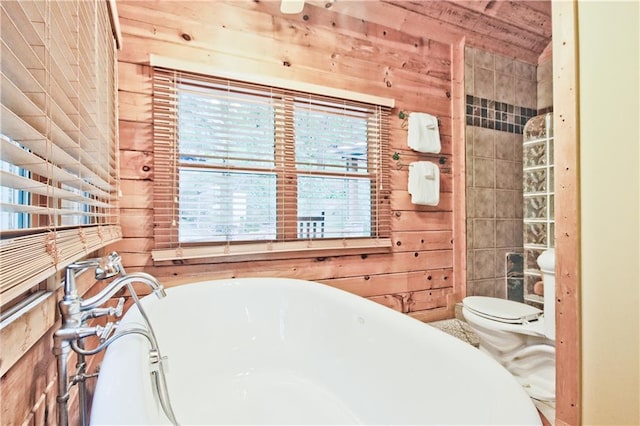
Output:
426 318 480 347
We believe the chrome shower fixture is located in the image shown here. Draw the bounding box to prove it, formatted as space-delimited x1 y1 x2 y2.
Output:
54 252 176 426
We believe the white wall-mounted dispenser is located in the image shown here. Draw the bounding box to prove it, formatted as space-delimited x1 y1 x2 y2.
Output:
407 112 441 153
408 161 440 206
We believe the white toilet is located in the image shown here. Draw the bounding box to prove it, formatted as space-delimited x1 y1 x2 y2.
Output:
462 249 556 401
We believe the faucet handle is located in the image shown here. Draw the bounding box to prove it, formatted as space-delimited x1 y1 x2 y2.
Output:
95 252 123 280
83 297 126 320
98 322 117 343
113 297 125 317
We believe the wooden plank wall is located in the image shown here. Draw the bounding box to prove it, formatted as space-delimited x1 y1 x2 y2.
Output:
0 271 111 425
112 0 463 322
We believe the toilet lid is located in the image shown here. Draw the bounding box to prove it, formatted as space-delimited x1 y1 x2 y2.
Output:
463 296 543 324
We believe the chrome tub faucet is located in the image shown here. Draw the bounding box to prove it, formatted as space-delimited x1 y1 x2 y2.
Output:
53 252 176 426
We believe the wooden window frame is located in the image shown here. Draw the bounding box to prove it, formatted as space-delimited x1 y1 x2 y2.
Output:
150 62 394 263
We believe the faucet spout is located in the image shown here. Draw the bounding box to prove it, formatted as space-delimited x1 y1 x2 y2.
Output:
80 272 167 312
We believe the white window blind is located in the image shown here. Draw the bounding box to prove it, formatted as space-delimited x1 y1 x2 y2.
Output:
0 0 121 308
151 67 391 260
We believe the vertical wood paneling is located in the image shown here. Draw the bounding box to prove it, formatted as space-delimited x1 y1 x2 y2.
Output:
451 39 468 305
0 273 110 425
552 1 580 425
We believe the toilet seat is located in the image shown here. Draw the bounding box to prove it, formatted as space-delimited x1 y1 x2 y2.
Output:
463 296 542 324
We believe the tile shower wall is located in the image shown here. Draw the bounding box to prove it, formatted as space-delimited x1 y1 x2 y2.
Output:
537 56 553 113
465 46 537 299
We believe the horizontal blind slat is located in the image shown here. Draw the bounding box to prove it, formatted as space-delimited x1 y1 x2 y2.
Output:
0 171 112 209
1 105 113 192
0 137 114 200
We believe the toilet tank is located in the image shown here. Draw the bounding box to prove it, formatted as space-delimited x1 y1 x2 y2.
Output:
537 249 556 340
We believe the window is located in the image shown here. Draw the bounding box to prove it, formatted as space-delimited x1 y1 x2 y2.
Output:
151 67 391 260
0 138 30 231
0 0 121 310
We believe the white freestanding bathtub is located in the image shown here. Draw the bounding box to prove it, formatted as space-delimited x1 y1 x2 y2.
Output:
91 277 541 425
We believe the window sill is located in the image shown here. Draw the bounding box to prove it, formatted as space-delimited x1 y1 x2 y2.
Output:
151 238 393 264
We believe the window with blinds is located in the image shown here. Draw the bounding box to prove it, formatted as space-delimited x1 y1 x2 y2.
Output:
0 0 121 310
152 67 391 260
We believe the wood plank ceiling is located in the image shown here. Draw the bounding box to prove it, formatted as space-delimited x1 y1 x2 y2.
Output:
308 0 552 63
399 1 551 59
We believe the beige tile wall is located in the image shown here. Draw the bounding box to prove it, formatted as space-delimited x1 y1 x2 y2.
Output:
465 46 537 298
537 58 553 111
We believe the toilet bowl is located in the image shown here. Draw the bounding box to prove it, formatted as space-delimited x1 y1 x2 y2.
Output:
462 249 556 402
